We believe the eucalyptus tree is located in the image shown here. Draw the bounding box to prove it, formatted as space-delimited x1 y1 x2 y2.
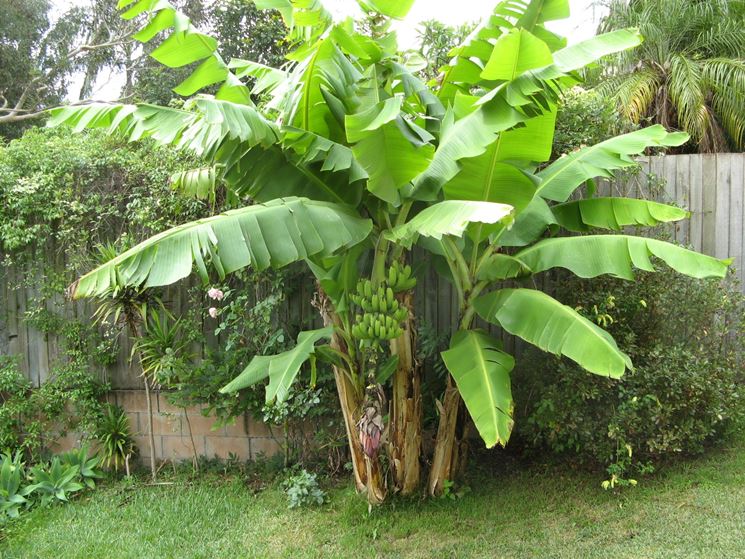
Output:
50 0 730 502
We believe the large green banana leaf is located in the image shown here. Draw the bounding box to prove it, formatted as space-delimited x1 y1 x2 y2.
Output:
515 235 731 280
481 27 553 81
499 196 556 247
119 0 251 102
551 29 642 73
70 198 372 298
418 29 643 202
346 99 435 205
443 154 537 213
476 253 533 281
47 98 278 157
478 28 642 108
220 327 334 403
385 201 514 248
230 59 287 97
551 197 689 231
474 288 632 377
438 0 569 103
410 98 528 200
537 126 688 202
223 144 363 206
282 127 367 183
443 25 551 212
169 167 217 202
357 0 415 19
286 38 360 141
441 330 515 448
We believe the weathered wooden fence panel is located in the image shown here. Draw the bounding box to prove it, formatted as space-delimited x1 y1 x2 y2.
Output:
2 153 744 387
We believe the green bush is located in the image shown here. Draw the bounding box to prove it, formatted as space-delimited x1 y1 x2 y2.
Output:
282 468 327 509
514 266 745 486
0 446 103 523
0 356 108 459
150 267 344 470
552 87 633 160
96 404 136 473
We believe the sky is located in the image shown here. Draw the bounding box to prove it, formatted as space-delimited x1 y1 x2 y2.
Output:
325 0 605 48
53 0 606 101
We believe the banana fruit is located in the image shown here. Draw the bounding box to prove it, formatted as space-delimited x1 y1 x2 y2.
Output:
349 266 414 342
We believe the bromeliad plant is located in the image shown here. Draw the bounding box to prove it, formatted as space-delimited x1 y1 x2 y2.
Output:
49 0 730 502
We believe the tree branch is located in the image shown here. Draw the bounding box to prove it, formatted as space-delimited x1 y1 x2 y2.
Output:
1 23 136 125
0 99 124 125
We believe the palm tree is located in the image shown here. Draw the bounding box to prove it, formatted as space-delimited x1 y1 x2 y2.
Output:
598 0 745 152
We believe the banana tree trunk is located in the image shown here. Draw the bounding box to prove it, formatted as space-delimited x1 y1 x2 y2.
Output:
388 292 422 495
332 363 367 491
316 288 386 499
428 376 466 496
365 455 387 504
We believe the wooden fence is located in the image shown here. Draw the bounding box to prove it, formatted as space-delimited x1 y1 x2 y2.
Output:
603 154 744 285
1 153 743 389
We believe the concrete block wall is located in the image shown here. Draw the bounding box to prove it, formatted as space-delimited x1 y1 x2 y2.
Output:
56 390 284 464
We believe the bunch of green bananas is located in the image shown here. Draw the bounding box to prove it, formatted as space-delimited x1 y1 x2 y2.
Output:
351 312 404 341
387 262 416 293
350 279 408 341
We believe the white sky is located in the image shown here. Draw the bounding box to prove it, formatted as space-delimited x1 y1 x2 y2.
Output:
54 0 605 101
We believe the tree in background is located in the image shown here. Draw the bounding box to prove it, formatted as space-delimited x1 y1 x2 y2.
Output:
416 20 474 83
552 87 633 159
597 0 745 153
0 0 287 134
0 0 135 135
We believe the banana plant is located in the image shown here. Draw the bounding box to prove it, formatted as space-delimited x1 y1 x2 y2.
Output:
48 0 730 502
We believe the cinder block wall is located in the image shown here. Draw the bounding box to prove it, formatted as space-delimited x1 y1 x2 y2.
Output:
54 390 283 464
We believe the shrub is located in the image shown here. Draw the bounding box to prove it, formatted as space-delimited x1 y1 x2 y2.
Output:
96 404 135 473
552 87 633 160
0 451 32 521
26 457 85 507
282 468 326 509
58 445 104 489
0 355 109 460
156 267 344 470
0 357 32 452
513 266 745 486
0 447 103 523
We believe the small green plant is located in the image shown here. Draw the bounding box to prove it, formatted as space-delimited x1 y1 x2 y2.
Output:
96 404 135 473
282 469 326 509
59 445 103 489
440 479 471 501
27 457 84 507
0 452 32 521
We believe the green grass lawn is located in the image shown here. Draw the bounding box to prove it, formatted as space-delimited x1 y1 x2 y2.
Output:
3 438 745 559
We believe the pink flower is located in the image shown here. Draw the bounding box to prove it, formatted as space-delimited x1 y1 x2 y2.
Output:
208 307 218 319
207 287 224 301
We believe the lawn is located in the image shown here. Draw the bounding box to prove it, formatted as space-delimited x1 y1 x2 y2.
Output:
2 439 744 559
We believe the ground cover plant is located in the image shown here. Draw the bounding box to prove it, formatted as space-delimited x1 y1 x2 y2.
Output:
50 0 731 504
